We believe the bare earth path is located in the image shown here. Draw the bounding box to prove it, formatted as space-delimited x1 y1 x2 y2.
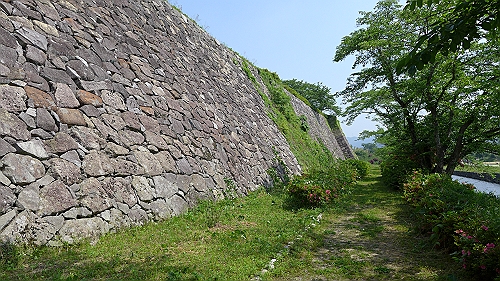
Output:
272 167 473 281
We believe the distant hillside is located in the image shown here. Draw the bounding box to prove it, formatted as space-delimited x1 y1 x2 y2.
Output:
346 136 375 148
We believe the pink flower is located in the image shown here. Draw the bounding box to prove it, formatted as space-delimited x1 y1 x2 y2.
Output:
481 225 489 231
480 265 486 270
484 243 496 253
455 229 464 234
325 190 331 195
462 263 467 269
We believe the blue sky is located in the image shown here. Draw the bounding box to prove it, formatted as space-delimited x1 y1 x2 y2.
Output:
172 0 382 137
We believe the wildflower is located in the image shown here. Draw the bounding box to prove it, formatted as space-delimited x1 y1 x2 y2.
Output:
462 263 467 269
481 225 489 231
455 229 464 234
480 265 486 270
325 190 331 195
484 243 495 253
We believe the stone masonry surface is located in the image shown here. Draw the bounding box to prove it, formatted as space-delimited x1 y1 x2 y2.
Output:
0 0 352 245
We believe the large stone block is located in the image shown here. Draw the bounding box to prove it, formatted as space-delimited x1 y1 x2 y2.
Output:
0 108 30 140
0 85 27 112
82 150 114 177
39 180 77 216
1 153 45 185
58 217 110 244
78 177 114 214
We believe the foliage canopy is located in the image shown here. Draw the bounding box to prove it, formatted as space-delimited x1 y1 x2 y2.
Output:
334 0 500 175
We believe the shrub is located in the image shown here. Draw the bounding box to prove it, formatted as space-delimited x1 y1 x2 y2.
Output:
287 160 357 207
344 159 371 179
403 171 500 280
381 153 420 189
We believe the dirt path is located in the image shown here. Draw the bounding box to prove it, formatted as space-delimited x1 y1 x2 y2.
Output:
272 169 473 281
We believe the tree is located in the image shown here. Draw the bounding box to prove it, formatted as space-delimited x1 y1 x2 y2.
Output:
334 0 500 175
398 0 500 74
282 79 340 115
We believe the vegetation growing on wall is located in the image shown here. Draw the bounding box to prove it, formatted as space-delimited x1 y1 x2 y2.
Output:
239 62 337 172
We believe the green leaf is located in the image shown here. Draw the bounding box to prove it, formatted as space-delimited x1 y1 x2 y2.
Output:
408 65 417 76
416 0 423 7
462 39 470 50
482 21 492 31
409 0 416 10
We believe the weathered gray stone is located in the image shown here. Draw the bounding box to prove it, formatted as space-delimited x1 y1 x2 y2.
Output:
120 111 142 131
1 153 45 184
80 80 109 92
149 199 171 220
30 128 53 139
166 194 188 216
62 207 92 219
111 158 144 176
44 132 79 154
16 27 47 51
19 111 36 128
102 177 137 207
0 137 16 157
153 174 178 199
39 180 76 216
190 174 208 193
131 176 154 202
176 157 193 175
0 85 27 112
101 90 126 111
56 108 86 126
104 142 129 156
31 216 64 245
17 185 40 211
60 150 81 167
101 114 126 131
0 186 15 214
67 59 95 81
15 139 49 159
0 171 11 186
0 45 17 68
48 158 81 185
0 210 16 232
54 83 80 108
0 210 36 243
128 208 148 225
69 126 104 150
155 150 177 173
0 108 30 140
78 177 114 214
82 150 114 177
36 108 58 132
79 104 101 117
134 150 163 176
58 217 110 244
0 25 17 49
26 45 47 65
145 131 168 150
118 130 145 147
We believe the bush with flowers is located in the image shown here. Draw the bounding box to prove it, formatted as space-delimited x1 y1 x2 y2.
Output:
287 160 358 207
403 171 500 279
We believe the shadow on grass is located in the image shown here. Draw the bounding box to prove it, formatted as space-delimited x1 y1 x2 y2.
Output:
2 244 211 281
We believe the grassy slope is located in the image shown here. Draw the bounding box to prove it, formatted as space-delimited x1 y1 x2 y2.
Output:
1 166 474 281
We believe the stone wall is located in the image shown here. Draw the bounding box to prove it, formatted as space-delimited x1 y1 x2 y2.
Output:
288 92 354 160
0 0 351 245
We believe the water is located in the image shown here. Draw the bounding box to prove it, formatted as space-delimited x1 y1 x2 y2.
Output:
452 175 500 196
